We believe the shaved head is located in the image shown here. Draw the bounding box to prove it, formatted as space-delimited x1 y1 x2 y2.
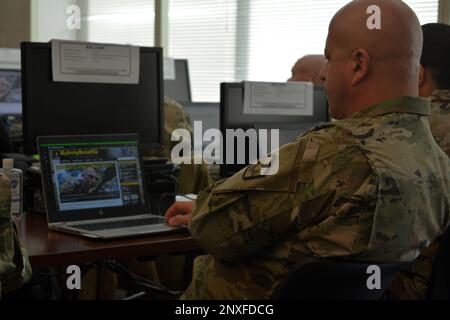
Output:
289 55 326 84
320 0 423 119
330 0 422 62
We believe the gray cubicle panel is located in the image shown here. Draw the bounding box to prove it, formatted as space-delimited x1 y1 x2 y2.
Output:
164 59 191 105
184 102 220 149
185 102 220 131
220 82 329 177
164 59 220 141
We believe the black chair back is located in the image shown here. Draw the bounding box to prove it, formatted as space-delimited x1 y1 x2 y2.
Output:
272 257 412 300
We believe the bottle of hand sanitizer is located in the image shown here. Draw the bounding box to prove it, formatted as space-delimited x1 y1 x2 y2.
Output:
0 159 23 217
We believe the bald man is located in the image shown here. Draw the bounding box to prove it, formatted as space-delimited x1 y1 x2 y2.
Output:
166 0 450 299
288 54 326 84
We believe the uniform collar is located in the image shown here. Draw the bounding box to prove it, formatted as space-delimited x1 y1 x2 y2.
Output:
351 96 430 119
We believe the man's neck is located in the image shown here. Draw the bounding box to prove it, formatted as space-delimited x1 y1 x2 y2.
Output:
346 87 418 118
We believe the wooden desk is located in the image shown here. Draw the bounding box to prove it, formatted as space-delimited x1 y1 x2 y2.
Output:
16 213 199 268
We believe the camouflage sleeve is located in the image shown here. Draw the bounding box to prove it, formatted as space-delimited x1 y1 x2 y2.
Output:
187 128 369 262
0 176 15 295
0 175 32 298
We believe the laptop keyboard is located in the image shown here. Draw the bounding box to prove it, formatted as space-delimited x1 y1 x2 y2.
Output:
71 217 166 231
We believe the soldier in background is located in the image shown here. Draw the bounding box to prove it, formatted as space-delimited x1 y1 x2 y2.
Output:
0 174 31 298
162 97 212 194
152 96 212 291
165 0 450 299
386 22 450 300
288 54 326 84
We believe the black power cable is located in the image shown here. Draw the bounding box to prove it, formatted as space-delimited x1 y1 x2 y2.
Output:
34 260 184 299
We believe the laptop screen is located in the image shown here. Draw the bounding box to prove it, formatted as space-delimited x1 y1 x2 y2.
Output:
38 134 150 223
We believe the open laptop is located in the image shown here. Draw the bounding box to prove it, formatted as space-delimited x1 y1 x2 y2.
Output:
37 133 181 239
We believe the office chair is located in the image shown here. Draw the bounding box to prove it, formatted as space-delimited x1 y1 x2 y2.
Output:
272 257 412 300
427 227 450 300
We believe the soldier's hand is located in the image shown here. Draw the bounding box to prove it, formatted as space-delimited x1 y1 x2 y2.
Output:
165 201 195 226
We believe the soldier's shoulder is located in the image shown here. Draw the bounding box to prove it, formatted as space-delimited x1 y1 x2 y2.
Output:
295 119 360 145
164 96 187 113
215 124 339 192
164 96 192 130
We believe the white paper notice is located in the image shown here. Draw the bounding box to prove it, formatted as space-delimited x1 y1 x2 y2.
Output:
243 81 314 116
51 40 140 84
163 57 176 80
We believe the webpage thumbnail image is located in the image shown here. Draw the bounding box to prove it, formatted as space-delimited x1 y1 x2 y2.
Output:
55 161 123 211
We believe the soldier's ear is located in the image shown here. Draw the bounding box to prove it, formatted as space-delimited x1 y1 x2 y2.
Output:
350 48 370 86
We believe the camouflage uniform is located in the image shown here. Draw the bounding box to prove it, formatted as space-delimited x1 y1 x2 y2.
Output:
146 97 212 194
159 97 211 288
386 90 450 299
163 97 194 155
182 96 450 299
0 174 32 298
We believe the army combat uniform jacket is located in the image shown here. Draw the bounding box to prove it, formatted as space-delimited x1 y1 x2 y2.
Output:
0 175 32 298
182 96 450 299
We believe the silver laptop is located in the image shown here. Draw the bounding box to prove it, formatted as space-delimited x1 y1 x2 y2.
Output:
37 133 180 239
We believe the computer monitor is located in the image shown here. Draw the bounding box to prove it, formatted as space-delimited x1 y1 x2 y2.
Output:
220 82 329 177
21 42 164 154
0 69 22 115
164 59 191 105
